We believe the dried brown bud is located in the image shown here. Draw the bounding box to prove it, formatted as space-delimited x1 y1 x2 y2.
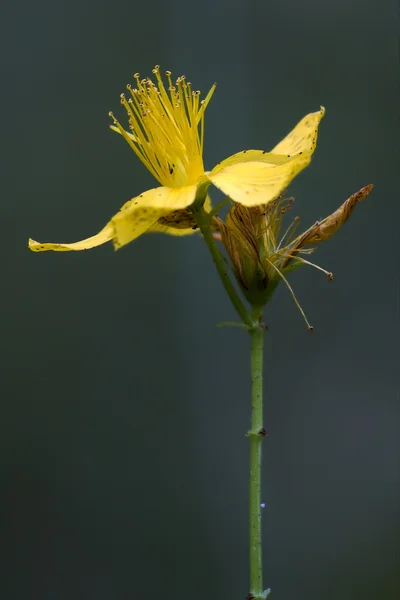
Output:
297 184 373 248
215 211 264 301
213 185 373 327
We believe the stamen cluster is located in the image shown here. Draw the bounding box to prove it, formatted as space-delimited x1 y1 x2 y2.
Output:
109 66 216 187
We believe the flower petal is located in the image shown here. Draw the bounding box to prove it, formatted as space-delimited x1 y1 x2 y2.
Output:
29 184 198 252
112 184 197 248
210 107 325 177
28 223 114 252
210 150 294 174
270 107 325 156
208 156 310 207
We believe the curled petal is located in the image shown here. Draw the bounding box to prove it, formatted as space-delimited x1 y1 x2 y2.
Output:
279 184 373 270
271 107 325 156
112 184 197 248
208 157 309 207
28 184 198 252
294 184 374 247
28 223 114 252
210 150 295 174
210 107 325 184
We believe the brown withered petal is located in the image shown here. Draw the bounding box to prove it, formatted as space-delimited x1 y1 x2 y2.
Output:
286 184 373 258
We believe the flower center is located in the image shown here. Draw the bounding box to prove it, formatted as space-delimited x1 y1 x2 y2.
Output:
109 66 216 187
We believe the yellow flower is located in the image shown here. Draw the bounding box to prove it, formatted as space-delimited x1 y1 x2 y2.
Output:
29 66 325 252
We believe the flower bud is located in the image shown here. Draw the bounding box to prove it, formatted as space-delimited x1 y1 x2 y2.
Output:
214 184 373 321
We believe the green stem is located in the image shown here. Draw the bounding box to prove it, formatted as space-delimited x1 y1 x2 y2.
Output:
193 201 269 596
192 204 253 328
249 305 266 598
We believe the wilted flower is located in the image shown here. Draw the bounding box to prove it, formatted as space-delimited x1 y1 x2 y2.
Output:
215 185 373 326
29 66 324 253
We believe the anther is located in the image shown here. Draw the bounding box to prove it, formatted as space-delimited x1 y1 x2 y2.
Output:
327 272 333 281
133 72 140 79
294 216 300 221
165 70 171 76
108 111 117 123
307 325 314 332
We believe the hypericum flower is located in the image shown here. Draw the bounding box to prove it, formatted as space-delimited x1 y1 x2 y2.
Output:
29 66 325 253
215 184 373 327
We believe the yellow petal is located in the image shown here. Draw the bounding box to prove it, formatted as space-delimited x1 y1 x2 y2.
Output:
111 184 198 248
29 184 198 252
210 150 294 175
210 107 325 177
208 157 310 207
150 222 196 236
271 107 325 156
28 223 114 252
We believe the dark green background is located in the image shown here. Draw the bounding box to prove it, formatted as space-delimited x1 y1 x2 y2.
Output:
2 0 399 598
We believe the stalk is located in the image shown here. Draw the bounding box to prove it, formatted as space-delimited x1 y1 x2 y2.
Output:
248 306 269 598
191 204 253 328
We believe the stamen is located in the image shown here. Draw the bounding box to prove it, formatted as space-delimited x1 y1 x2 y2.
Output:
277 216 301 250
283 255 334 279
263 255 313 330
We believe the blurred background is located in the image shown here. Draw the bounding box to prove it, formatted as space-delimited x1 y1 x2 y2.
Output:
1 0 399 598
